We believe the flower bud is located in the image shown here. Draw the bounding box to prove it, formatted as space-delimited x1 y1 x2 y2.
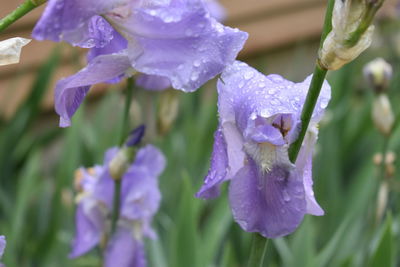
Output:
372 93 395 136
363 58 393 93
109 147 134 180
126 125 145 147
373 153 383 165
386 163 396 177
376 181 388 223
157 90 179 135
319 0 383 70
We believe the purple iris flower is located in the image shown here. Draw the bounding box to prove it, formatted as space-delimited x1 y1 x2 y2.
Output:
32 0 247 127
196 61 331 238
71 145 165 267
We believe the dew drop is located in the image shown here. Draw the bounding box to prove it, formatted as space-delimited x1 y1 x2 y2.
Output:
283 190 291 202
244 71 254 80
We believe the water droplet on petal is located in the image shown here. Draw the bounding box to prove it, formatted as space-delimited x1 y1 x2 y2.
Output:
283 190 291 202
244 71 254 80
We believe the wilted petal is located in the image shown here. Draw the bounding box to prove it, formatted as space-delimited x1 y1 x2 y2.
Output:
55 52 131 127
105 226 146 267
136 74 171 91
111 2 247 92
32 0 128 46
229 160 307 238
0 38 30 66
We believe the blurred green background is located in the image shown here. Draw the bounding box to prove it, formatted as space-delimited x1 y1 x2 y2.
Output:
1 13 400 267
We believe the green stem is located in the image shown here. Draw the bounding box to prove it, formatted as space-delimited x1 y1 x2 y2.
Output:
119 78 135 146
319 0 335 49
289 65 328 162
247 234 268 267
288 0 334 163
111 78 134 234
0 0 47 33
111 179 122 233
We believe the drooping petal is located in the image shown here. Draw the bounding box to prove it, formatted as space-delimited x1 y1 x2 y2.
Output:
109 1 247 92
136 74 171 91
0 37 31 66
302 158 324 216
104 226 146 267
0 236 5 258
295 125 324 216
55 52 131 127
196 127 229 199
229 160 307 238
70 204 105 258
32 0 128 46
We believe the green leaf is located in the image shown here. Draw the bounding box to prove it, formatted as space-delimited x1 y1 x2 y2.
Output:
369 214 394 267
0 48 61 185
3 151 41 266
169 171 200 267
201 194 231 266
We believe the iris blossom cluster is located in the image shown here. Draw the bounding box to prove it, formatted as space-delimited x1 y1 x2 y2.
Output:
196 61 331 238
32 0 332 248
71 145 165 266
32 0 247 127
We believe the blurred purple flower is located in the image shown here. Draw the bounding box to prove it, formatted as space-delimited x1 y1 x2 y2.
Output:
0 235 5 258
33 0 247 127
196 61 331 238
71 145 165 267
